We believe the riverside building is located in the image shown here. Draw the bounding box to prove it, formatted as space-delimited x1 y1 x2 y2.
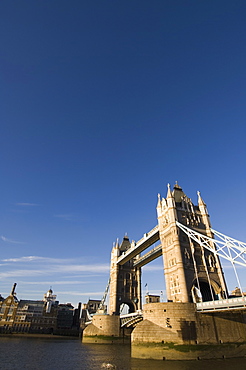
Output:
0 284 81 336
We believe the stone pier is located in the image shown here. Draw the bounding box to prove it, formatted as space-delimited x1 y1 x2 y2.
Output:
131 302 246 360
82 314 125 343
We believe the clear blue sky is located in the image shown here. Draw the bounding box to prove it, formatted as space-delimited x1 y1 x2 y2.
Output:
1 0 246 307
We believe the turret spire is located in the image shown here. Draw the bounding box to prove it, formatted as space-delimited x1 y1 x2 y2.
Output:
197 191 206 206
166 183 172 199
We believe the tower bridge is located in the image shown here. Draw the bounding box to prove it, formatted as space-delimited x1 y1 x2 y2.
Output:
108 182 243 315
83 183 246 359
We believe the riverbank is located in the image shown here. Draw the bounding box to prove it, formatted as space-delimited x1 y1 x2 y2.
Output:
131 342 246 360
0 333 80 340
82 334 130 344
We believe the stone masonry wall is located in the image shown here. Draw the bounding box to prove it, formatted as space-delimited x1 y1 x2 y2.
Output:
196 310 246 343
132 302 246 345
132 302 198 344
83 314 120 339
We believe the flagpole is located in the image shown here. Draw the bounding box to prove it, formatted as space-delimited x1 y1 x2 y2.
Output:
145 283 148 296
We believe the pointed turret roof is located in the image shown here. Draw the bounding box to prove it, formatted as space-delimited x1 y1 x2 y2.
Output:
172 182 186 203
166 183 173 198
119 235 131 252
173 181 182 190
197 191 206 206
115 238 119 249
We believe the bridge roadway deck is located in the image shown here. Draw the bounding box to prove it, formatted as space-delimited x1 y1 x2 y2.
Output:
120 311 143 327
117 225 160 265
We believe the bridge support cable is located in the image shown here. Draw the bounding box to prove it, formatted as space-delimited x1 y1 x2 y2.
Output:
176 222 246 267
120 303 125 314
176 221 246 299
228 247 244 297
201 241 215 302
190 238 202 302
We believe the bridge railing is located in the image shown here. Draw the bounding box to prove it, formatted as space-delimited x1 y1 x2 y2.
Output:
120 310 143 319
120 311 143 327
196 296 246 312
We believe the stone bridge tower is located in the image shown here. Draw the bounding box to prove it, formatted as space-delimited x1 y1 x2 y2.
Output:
157 183 228 303
109 236 141 315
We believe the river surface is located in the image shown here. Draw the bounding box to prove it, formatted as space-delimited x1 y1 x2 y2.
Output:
0 336 245 369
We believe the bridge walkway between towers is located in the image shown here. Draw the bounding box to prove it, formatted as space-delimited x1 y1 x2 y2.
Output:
116 225 160 265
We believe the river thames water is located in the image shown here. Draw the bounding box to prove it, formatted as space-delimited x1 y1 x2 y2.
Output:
0 336 245 370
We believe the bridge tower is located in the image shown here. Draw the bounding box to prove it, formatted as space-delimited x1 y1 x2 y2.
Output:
157 183 228 303
109 236 141 315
